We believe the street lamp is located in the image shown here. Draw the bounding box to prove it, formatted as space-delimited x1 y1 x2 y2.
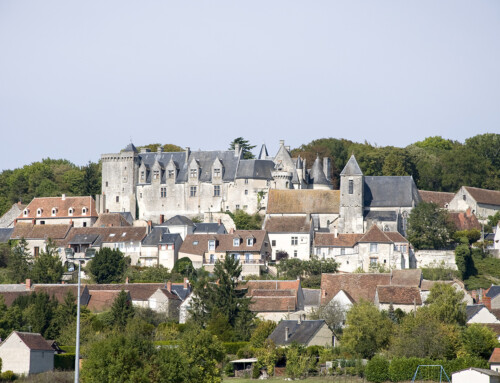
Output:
65 247 96 383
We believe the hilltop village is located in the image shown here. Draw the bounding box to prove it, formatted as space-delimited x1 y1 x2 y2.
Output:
0 137 500 381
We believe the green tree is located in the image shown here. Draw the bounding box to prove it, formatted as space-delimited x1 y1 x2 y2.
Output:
172 257 196 278
341 300 393 358
30 239 64 283
111 290 134 329
150 347 188 383
87 248 126 284
230 210 263 230
462 324 499 359
285 344 314 379
425 282 466 326
414 136 456 151
229 137 256 159
365 354 390 383
407 202 456 250
250 319 277 348
7 238 31 283
455 243 474 280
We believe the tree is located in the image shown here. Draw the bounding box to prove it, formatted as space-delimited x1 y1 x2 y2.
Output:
425 282 466 326
455 243 474 280
87 247 126 284
285 344 314 379
407 202 456 250
250 319 277 348
229 137 256 159
30 239 64 283
172 257 195 278
7 238 31 283
462 324 499 359
341 300 393 358
111 290 134 329
309 300 346 333
230 210 262 230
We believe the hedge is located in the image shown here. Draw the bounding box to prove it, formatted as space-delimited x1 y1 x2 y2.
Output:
59 345 76 354
154 340 180 347
365 355 389 383
223 342 249 355
55 353 75 371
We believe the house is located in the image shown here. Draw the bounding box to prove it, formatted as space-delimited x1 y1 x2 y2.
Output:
0 331 54 375
466 305 500 324
263 215 313 260
448 186 500 222
0 228 13 244
244 279 304 321
485 286 500 310
15 195 98 227
141 227 182 268
179 230 271 276
148 282 182 320
93 213 131 227
229 358 259 378
10 223 72 259
452 367 500 383
448 209 481 231
268 319 334 347
374 285 422 313
490 348 500 372
83 283 166 308
418 190 455 209
86 290 128 312
33 284 91 306
0 202 26 228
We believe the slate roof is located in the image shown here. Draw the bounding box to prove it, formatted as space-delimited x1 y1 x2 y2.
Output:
303 288 321 306
308 156 330 185
320 273 391 305
93 213 131 227
236 160 275 180
122 143 138 153
258 144 269 160
163 215 194 226
486 286 500 299
68 233 99 245
391 269 422 287
0 228 13 243
340 155 363 176
180 230 268 256
449 212 481 231
266 189 340 214
314 233 363 248
489 348 500 364
464 186 500 206
10 331 54 351
170 283 192 301
264 216 311 233
142 227 177 246
17 196 98 220
466 305 487 321
157 288 181 301
192 223 227 234
364 176 420 207
61 227 147 246
376 285 422 305
364 210 398 222
418 190 454 208
268 320 326 346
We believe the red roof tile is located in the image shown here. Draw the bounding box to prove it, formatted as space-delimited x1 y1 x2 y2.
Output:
266 189 340 214
87 290 129 312
391 269 422 287
314 233 363 247
490 348 500 363
376 285 422 305
465 187 500 206
418 190 454 208
263 216 311 233
17 196 98 220
449 212 481 231
180 231 268 256
358 225 392 243
12 331 54 351
320 273 391 305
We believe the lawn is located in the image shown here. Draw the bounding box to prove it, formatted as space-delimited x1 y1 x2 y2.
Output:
224 377 367 382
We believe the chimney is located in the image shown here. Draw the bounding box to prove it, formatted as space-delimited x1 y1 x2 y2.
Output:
334 228 338 238
25 279 31 290
466 207 472 217
285 146 290 152
285 327 289 342
298 315 301 324
148 220 153 234
234 143 240 157
166 281 172 292
229 228 235 234
185 147 190 163
184 277 189 289
125 277 129 284
69 219 73 227
157 146 163 153
279 140 285 147
62 194 66 201
218 218 221 226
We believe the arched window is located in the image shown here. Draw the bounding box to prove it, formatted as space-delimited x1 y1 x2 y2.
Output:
23 209 29 217
82 207 88 215
51 207 57 216
36 208 43 217
68 207 74 216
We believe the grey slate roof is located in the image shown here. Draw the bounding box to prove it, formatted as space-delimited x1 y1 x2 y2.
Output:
68 233 99 245
340 155 363 176
487 286 500 298
302 288 321 306
0 228 13 243
364 210 398 222
163 215 194 227
466 304 486 321
258 144 269 160
142 227 169 246
309 156 330 185
364 176 420 207
123 143 138 153
235 160 275 180
193 223 227 234
171 284 191 301
268 320 326 346
120 212 134 225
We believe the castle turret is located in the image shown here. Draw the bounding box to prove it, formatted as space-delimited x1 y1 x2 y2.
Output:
309 155 332 190
338 155 364 233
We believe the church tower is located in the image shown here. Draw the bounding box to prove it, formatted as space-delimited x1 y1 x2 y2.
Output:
338 155 364 233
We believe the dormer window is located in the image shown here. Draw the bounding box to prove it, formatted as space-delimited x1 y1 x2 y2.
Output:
190 169 198 178
51 208 58 216
153 170 160 180
168 170 175 179
36 208 43 217
140 171 145 182
82 207 88 215
463 194 466 201
68 207 74 216
213 168 221 177
23 208 29 217
233 238 240 247
247 237 254 246
208 240 216 251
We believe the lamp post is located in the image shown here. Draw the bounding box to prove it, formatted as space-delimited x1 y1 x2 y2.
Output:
65 247 95 383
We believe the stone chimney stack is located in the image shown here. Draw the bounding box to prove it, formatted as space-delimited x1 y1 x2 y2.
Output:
185 147 190 163
62 194 66 201
166 281 172 292
234 143 240 157
285 327 289 342
184 278 189 289
25 279 31 290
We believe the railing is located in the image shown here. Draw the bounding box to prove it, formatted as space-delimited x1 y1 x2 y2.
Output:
203 259 265 265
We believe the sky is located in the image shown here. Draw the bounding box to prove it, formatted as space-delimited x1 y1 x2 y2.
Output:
0 1 499 171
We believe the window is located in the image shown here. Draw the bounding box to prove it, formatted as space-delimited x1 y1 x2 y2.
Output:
294 250 298 258
233 238 240 246
463 194 466 201
139 193 142 199
247 238 254 246
272 240 276 247
51 208 57 216
83 222 87 227
40 221 45 225
190 168 198 178
140 171 145 181
193 241 199 246
235 204 240 210
208 240 216 251
82 207 87 215
168 170 175 179
232 253 240 261
214 168 221 177
243 205 248 210
244 190 248 195
348 179 354 194
105 181 108 187
161 187 167 198
245 253 251 263
23 209 29 217
245 179 249 184
401 244 407 252
214 185 220 197
370 258 377 266
370 243 378 253
123 177 127 183
68 207 74 216
210 254 215 263
190 186 197 197
36 208 42 217
153 170 160 180
116 196 119 203
340 248 346 255
34 247 39 258
291 236 298 246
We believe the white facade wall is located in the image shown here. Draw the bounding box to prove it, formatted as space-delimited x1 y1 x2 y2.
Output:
452 369 500 383
29 350 54 375
414 250 457 270
103 241 142 265
269 232 311 260
468 308 500 324
307 324 334 347
101 152 138 214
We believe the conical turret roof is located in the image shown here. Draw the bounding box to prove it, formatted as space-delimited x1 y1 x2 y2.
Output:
258 144 269 160
340 155 363 176
123 143 138 153
309 155 330 185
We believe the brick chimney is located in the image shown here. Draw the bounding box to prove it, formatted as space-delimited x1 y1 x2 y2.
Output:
184 277 189 289
125 277 129 284
25 279 31 290
166 281 172 292
218 218 221 225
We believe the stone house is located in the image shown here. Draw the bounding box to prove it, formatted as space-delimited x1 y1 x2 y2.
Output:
263 216 312 260
466 304 500 324
268 319 334 347
148 282 182 320
448 186 500 222
141 227 182 268
374 285 422 313
16 195 98 228
0 202 26 228
178 230 271 276
0 331 54 375
10 223 72 259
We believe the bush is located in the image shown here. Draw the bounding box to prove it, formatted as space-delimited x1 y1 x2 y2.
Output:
252 363 261 379
224 362 234 377
0 371 16 381
365 355 390 383
58 346 76 354
54 353 75 371
223 341 249 355
389 357 432 382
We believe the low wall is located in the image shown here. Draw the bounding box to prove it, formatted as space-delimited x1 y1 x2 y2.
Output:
414 250 457 270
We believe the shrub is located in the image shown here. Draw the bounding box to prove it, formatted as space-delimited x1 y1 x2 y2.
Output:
223 341 249 355
237 344 256 358
224 362 234 377
0 370 16 381
58 346 76 354
365 355 389 383
54 353 76 371
252 363 261 379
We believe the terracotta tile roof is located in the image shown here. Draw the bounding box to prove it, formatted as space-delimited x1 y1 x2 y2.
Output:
11 223 72 245
93 213 131 227
263 216 311 233
244 280 301 312
491 309 500 321
245 279 301 293
418 190 455 208
266 189 340 214
11 223 35 239
60 227 147 246
17 196 98 220
85 283 166 301
179 230 268 256
12 331 54 351
484 324 500 337
465 187 500 206
385 232 408 243
33 285 81 304
391 269 422 287
87 290 129 312
314 233 363 247
0 291 30 306
449 212 481 231
489 348 500 364
376 285 422 305
358 225 393 243
249 293 297 312
158 288 181 301
321 273 391 305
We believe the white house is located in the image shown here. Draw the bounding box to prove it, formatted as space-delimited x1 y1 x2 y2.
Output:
466 305 500 324
0 331 54 376
447 186 500 222
452 368 500 383
263 215 312 260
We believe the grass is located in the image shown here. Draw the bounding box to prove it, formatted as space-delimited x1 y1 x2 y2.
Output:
16 371 74 383
224 377 367 382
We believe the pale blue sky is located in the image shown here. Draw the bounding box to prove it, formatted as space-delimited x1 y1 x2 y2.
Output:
1 1 499 171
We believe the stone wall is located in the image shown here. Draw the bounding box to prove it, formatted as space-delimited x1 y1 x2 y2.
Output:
414 250 457 270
